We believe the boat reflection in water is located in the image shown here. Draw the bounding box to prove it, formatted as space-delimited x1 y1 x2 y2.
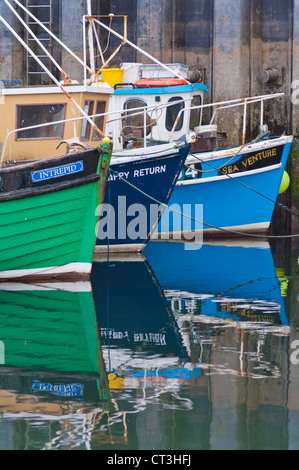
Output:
92 239 292 449
143 239 289 369
94 239 288 376
92 254 193 383
144 239 288 323
0 282 110 450
93 240 288 397
0 239 292 449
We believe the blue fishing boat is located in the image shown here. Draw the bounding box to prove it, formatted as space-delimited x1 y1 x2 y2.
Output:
143 240 288 327
94 142 190 253
84 15 293 240
154 135 293 238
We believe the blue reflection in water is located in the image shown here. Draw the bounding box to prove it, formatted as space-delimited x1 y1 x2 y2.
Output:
0 239 296 450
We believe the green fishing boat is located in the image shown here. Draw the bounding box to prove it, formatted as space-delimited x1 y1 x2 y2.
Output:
0 141 112 281
0 282 111 410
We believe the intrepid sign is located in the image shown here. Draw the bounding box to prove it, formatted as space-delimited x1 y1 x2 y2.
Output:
31 160 84 183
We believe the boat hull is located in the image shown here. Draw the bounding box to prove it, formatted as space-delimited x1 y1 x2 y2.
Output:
95 143 190 253
154 136 293 239
143 239 288 326
0 148 109 280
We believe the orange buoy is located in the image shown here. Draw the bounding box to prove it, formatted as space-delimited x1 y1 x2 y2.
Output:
135 77 188 88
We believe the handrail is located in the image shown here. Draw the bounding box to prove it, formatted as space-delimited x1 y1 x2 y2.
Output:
167 92 285 143
0 92 286 164
0 98 181 163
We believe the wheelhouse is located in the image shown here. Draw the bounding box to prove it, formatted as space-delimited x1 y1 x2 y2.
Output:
106 82 208 150
0 84 112 162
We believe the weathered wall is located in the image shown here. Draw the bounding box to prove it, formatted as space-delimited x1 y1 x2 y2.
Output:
96 0 296 142
0 0 296 137
0 1 24 83
0 0 298 230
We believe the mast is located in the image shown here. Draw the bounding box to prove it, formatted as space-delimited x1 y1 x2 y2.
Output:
86 0 95 73
0 14 105 138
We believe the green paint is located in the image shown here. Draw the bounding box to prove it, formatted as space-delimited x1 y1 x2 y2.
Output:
0 145 112 274
0 182 98 271
291 146 299 210
0 287 107 393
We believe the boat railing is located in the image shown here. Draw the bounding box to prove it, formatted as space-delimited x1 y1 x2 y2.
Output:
0 98 187 163
168 92 285 145
0 92 286 164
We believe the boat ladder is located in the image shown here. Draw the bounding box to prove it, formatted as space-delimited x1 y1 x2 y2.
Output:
25 0 53 84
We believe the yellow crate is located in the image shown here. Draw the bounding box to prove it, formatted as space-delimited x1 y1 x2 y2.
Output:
101 68 124 87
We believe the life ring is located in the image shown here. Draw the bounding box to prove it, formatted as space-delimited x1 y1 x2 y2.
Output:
135 77 188 88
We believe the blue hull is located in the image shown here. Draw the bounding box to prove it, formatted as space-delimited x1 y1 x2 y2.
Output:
143 240 288 326
91 259 187 359
155 137 292 237
95 143 190 251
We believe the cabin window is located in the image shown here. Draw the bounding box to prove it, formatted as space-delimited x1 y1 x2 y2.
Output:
122 99 148 138
16 103 66 140
93 101 107 140
166 97 184 131
80 100 107 140
124 99 147 113
190 95 202 129
80 100 94 140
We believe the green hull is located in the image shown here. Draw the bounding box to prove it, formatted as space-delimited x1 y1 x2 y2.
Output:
0 286 97 371
0 181 99 278
0 142 112 280
0 284 110 405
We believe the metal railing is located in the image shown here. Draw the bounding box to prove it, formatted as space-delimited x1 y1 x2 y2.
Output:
168 92 285 144
0 91 286 165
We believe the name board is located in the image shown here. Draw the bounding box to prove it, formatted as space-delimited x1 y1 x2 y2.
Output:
218 146 283 175
32 381 84 397
108 164 167 182
31 160 84 183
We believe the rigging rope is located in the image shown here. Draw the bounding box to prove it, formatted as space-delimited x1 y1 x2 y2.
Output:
109 168 299 239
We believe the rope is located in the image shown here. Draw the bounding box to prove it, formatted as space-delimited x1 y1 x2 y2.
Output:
109 168 299 239
186 140 299 219
187 132 270 174
189 154 299 218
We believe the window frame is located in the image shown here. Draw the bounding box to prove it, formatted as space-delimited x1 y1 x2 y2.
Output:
80 100 95 141
80 99 108 141
16 102 67 141
189 95 202 130
123 98 147 114
165 96 185 132
92 100 108 141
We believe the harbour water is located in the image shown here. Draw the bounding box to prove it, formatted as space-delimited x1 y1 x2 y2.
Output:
0 236 299 451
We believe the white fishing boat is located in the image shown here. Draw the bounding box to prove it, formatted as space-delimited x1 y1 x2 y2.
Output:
83 12 293 240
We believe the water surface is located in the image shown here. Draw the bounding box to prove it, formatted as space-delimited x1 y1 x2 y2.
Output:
0 238 299 451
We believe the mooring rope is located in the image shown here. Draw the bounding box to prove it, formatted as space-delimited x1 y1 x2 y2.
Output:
188 148 299 219
109 167 299 239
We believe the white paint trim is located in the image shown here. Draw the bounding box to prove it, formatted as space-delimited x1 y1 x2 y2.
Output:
93 252 145 263
2 84 113 96
177 163 282 186
0 282 92 292
111 143 180 164
148 238 270 249
94 243 145 253
156 221 270 238
0 262 91 279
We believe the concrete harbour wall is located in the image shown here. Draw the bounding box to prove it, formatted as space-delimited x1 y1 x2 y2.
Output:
0 0 297 137
0 0 299 230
